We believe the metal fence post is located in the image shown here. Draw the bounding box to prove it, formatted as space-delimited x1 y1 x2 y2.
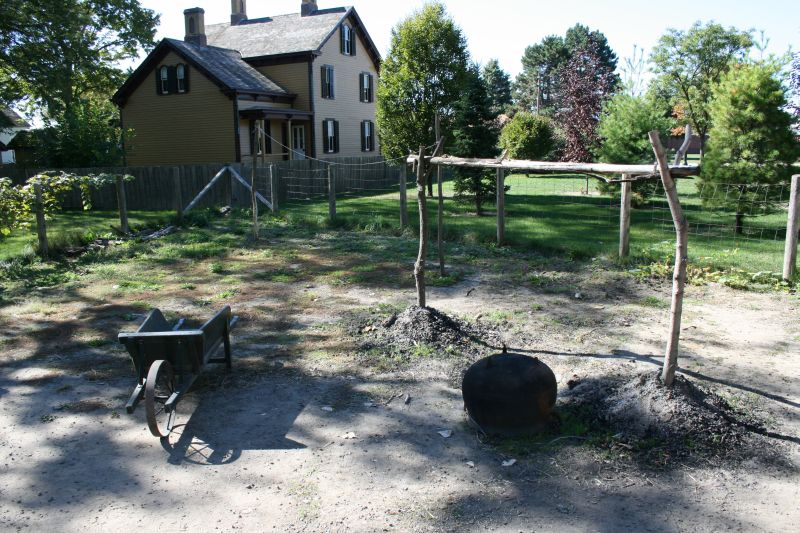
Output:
619 176 632 258
783 174 800 281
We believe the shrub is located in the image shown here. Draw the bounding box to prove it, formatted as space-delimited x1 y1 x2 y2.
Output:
499 112 557 160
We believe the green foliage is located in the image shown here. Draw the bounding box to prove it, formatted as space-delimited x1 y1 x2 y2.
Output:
376 2 470 159
499 112 557 161
481 59 512 117
596 93 672 202
513 24 618 116
699 61 799 231
650 21 753 154
451 64 500 215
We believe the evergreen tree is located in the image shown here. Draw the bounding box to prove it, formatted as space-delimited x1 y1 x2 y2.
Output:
481 59 512 117
450 64 500 215
700 61 799 234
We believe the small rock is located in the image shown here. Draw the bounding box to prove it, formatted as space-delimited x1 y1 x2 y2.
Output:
466 461 475 468
437 430 452 438
340 432 357 440
574 292 583 299
501 459 516 467
321 406 334 412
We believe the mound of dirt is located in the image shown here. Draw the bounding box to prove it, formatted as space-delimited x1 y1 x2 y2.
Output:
563 370 771 460
357 305 502 361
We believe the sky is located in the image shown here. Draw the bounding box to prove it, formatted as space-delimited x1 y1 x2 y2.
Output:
136 0 799 78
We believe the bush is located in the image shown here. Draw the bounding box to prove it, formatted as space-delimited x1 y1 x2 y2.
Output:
499 112 557 160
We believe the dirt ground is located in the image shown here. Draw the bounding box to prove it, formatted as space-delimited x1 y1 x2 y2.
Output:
1 227 799 532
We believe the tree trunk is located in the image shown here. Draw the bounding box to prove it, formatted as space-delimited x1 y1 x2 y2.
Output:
649 131 688 388
735 211 744 235
414 145 428 308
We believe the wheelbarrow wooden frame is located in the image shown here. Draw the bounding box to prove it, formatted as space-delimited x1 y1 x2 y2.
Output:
118 306 239 437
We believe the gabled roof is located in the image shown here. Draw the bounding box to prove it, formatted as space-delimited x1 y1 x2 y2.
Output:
113 38 293 106
206 7 381 68
1 108 30 129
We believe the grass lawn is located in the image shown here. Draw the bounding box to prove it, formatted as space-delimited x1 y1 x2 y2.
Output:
281 173 789 275
0 210 173 260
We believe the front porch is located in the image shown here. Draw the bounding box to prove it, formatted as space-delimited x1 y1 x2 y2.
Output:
239 103 313 163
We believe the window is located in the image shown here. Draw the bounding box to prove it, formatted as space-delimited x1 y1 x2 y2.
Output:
361 120 375 152
340 24 356 56
322 119 339 154
359 73 373 103
177 64 186 93
160 66 169 94
320 65 334 99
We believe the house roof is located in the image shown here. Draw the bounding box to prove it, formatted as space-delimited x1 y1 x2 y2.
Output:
206 7 381 68
1 108 30 129
113 38 293 105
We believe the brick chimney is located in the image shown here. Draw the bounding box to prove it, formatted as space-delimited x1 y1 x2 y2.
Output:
231 0 247 25
184 8 207 46
301 0 318 17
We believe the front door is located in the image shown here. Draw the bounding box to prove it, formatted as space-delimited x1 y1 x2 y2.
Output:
292 125 306 160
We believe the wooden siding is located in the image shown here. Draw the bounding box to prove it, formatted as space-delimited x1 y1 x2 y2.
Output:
256 62 311 111
121 51 236 165
312 17 380 159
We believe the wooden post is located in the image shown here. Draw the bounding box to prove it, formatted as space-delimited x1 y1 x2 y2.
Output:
435 114 445 276
414 145 428 308
116 175 129 234
399 167 408 227
269 164 277 214
327 164 336 221
251 125 260 240
783 174 800 281
619 176 632 258
34 182 48 259
172 167 183 224
496 168 505 245
649 131 688 388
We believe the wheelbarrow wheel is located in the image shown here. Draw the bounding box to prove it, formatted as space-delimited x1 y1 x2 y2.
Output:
145 359 176 437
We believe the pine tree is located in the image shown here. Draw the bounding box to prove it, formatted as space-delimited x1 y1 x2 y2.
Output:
482 59 512 117
450 64 499 215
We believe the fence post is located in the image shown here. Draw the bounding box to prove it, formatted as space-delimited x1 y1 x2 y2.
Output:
327 164 336 221
269 164 277 214
619 175 632 258
224 165 233 207
172 166 183 224
251 147 260 241
783 174 800 281
496 168 505 245
437 163 445 275
115 175 129 234
399 167 408 228
34 182 48 259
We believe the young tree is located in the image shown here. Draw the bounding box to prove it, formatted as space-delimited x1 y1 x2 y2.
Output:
700 61 799 234
791 52 800 120
376 2 470 161
650 22 753 158
482 59 512 117
451 64 500 215
595 93 672 202
498 112 557 161
555 37 616 162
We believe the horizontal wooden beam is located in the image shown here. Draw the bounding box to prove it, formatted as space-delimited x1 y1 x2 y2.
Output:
406 154 700 177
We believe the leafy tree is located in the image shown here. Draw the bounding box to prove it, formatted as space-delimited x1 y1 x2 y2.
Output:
595 93 672 202
555 36 616 162
700 61 799 234
481 59 512 117
513 25 617 116
450 64 500 215
650 21 753 158
498 112 557 161
376 2 470 161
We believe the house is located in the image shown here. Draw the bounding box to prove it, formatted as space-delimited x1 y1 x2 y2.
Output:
113 0 381 166
0 108 31 165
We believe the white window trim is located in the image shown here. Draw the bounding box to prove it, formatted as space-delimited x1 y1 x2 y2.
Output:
343 25 352 55
326 120 336 153
160 66 169 94
177 64 186 93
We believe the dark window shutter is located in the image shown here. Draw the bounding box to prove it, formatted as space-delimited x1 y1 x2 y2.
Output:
350 28 356 56
183 64 190 93
358 73 364 102
361 121 366 151
340 26 345 54
322 120 329 153
329 68 334 99
369 121 375 151
333 121 339 153
168 66 178 94
368 74 373 102
320 66 327 98
155 68 162 95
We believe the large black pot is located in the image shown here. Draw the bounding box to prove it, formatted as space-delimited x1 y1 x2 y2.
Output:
462 350 557 435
